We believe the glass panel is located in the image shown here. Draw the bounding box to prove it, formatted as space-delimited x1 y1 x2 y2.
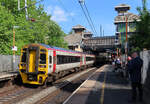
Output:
21 52 26 62
40 54 46 64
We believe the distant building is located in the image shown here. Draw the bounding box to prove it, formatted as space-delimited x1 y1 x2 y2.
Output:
64 25 93 52
114 4 140 45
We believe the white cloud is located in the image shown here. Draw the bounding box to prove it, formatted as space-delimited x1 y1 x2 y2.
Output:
46 5 75 23
69 12 75 17
51 6 67 22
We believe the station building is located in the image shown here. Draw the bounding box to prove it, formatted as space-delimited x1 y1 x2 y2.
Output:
114 4 140 47
64 25 92 52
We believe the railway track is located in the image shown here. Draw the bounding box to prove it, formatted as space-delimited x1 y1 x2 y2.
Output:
0 85 40 104
0 67 97 104
17 68 95 104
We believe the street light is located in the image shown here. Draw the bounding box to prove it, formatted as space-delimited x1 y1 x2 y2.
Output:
12 26 19 71
125 15 129 64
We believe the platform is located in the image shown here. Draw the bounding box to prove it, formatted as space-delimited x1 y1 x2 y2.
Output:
63 65 143 104
0 72 19 81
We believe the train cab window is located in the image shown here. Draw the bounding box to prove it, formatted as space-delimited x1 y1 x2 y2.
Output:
23 48 27 51
49 56 52 63
21 52 26 62
40 49 46 52
40 54 46 64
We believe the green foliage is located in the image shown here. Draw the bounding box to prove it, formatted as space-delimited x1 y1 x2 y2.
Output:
129 0 150 51
0 5 15 55
0 0 67 55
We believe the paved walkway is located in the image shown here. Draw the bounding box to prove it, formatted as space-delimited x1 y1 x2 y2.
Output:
63 65 143 104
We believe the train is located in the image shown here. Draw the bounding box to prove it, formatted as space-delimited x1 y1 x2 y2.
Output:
19 43 95 85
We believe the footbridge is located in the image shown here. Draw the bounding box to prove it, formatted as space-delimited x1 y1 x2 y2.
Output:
82 36 118 53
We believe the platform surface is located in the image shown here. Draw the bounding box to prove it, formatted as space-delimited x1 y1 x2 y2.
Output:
0 72 18 81
63 65 143 104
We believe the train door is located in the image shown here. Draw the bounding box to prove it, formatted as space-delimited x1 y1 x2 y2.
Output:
27 47 39 73
28 51 36 73
53 50 56 72
48 50 53 73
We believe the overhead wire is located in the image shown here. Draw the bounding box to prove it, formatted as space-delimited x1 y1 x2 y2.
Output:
84 2 98 36
78 1 96 35
78 0 98 36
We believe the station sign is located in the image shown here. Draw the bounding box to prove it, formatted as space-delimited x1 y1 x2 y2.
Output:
12 46 17 51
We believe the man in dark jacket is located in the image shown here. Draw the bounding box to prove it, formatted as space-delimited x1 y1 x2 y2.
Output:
128 52 143 102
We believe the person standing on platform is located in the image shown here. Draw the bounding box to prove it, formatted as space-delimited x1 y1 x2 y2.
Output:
126 56 132 79
128 52 143 103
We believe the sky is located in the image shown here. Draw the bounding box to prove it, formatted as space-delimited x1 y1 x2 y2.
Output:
39 0 150 36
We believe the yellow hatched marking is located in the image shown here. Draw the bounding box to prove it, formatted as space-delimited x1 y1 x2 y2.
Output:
100 71 107 104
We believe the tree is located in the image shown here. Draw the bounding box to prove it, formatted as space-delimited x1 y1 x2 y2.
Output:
0 5 15 54
129 0 150 51
0 0 68 55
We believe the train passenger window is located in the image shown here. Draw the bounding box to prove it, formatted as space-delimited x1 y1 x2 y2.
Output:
21 52 26 62
49 56 52 63
57 55 81 65
86 57 94 61
40 54 46 64
77 57 80 62
57 55 61 64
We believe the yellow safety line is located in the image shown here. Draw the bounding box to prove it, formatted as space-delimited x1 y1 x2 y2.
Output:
100 71 107 104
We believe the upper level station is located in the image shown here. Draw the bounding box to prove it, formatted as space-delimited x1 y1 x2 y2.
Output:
64 25 118 53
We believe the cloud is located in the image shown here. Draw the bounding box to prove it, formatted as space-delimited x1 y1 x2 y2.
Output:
69 12 75 17
46 5 75 23
51 6 67 22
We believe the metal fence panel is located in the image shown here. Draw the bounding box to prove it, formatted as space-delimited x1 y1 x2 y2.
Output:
0 55 20 72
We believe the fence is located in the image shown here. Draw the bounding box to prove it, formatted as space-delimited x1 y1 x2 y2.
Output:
0 55 20 72
140 50 150 104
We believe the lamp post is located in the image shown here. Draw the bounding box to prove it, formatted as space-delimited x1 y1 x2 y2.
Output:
18 0 20 11
25 0 28 20
12 26 19 71
125 16 128 64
